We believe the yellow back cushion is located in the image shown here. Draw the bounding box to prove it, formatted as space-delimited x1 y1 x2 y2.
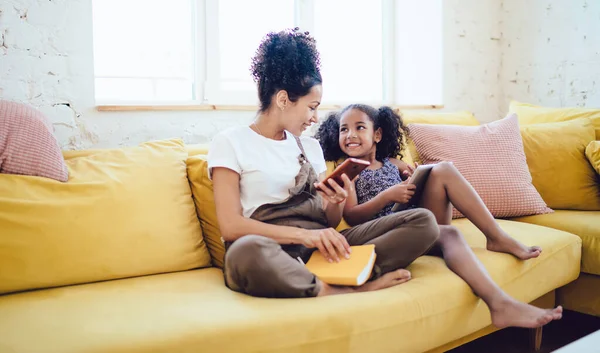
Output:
510 101 600 140
586 141 600 175
399 110 480 164
187 156 226 268
186 143 210 157
0 139 211 295
520 119 600 210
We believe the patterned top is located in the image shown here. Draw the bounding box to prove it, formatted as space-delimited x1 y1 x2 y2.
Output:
355 159 403 219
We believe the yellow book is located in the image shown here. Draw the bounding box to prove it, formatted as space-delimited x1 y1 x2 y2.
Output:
304 244 377 286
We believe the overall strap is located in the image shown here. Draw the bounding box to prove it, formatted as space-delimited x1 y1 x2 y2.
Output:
293 135 310 164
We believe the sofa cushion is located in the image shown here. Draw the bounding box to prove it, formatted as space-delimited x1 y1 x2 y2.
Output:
0 100 69 181
586 141 600 175
0 220 581 353
512 210 600 275
408 114 552 219
399 110 479 165
186 143 210 157
0 139 211 295
187 156 225 268
520 118 600 210
509 100 600 140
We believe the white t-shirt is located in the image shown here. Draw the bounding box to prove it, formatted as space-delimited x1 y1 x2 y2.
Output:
207 126 327 218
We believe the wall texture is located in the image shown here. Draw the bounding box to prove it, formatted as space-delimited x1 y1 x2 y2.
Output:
1 0 596 149
499 0 600 112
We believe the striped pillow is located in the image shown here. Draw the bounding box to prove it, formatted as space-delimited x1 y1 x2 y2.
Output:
0 100 68 182
409 113 552 218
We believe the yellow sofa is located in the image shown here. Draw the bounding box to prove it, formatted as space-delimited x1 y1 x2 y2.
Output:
0 116 594 353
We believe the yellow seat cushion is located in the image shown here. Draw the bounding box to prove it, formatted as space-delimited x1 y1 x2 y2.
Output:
187 156 225 268
512 210 600 275
509 100 600 140
0 219 580 353
520 118 600 210
586 141 600 175
399 110 480 165
0 139 211 295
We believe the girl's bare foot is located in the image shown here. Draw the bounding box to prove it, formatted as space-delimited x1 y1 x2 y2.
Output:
490 296 562 329
487 234 542 260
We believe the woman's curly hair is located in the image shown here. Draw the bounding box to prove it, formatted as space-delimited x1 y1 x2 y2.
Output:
250 28 322 112
315 105 409 162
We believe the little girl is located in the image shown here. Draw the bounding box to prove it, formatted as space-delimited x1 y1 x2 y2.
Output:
315 104 562 329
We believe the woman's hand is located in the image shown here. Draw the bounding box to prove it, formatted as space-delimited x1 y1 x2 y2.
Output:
385 180 416 204
302 228 351 263
314 174 353 205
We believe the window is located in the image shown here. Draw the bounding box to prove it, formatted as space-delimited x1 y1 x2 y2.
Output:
92 0 442 106
92 0 195 102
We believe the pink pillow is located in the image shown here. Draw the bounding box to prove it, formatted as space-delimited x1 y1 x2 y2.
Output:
409 113 552 218
0 100 68 182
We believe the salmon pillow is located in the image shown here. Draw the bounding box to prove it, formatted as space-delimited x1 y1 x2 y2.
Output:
0 100 68 182
408 113 552 219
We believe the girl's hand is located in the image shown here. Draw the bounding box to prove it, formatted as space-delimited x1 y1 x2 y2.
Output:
302 228 351 263
386 180 416 204
314 174 353 205
402 162 419 180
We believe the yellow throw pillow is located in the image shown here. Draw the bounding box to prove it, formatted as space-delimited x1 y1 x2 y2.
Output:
0 139 211 295
186 143 210 157
187 156 225 268
510 101 600 140
520 119 600 210
400 110 480 126
399 110 480 164
586 141 600 175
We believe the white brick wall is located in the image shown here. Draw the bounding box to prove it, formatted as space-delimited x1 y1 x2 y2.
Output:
499 0 600 111
1 0 597 149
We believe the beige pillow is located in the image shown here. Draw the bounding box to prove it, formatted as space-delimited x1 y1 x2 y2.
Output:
409 114 552 218
0 100 68 181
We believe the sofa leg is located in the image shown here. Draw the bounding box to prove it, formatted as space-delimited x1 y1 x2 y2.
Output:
529 327 543 352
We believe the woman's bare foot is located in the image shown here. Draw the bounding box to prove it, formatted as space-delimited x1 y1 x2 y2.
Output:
490 296 562 329
317 269 411 297
362 269 412 291
487 234 542 260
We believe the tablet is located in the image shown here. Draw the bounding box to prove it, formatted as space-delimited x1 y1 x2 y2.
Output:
391 164 437 212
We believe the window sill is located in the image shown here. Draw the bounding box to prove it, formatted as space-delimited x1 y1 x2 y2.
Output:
96 104 443 112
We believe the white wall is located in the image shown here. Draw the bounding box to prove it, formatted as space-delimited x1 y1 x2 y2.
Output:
499 0 600 111
2 0 595 150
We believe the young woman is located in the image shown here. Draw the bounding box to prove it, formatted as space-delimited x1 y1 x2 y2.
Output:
208 29 439 299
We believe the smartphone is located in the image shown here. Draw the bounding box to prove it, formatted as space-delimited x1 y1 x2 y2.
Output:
317 158 371 191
